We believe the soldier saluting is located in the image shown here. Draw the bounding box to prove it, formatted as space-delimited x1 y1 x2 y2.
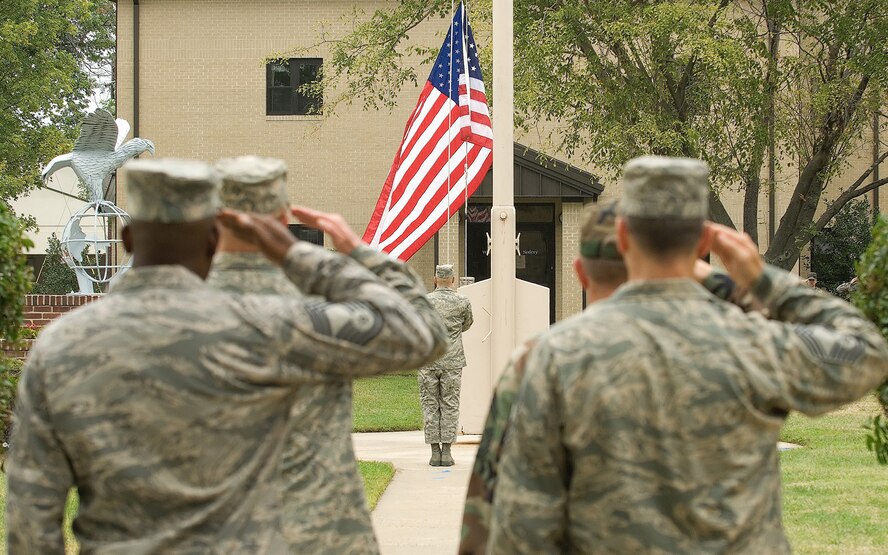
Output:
5 158 447 553
488 156 888 554
206 155 382 554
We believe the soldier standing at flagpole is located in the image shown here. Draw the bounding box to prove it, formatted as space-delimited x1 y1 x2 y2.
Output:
419 264 474 466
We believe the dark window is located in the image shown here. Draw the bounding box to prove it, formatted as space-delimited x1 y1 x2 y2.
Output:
289 224 324 246
266 58 322 115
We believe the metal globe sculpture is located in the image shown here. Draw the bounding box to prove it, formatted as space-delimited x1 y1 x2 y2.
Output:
42 110 154 294
61 201 132 292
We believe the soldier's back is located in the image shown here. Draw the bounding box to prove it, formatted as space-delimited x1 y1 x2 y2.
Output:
495 280 794 554
208 253 378 554
31 267 296 553
426 288 472 369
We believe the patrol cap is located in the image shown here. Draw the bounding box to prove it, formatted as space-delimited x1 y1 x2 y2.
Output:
216 155 289 214
579 203 622 261
122 158 221 223
620 156 709 220
435 265 454 279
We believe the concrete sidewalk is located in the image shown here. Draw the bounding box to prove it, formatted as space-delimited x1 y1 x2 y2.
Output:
353 431 479 555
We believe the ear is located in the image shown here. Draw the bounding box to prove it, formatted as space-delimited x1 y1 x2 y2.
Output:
573 257 590 290
696 222 715 259
122 225 133 254
615 217 630 255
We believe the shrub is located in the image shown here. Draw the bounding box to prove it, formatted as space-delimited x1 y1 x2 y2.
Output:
811 199 873 294
0 202 34 341
32 233 79 295
0 354 23 451
852 215 888 464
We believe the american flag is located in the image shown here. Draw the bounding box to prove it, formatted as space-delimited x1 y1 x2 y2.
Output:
363 2 492 261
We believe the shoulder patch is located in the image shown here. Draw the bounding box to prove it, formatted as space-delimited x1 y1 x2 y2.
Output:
304 301 384 346
794 325 866 366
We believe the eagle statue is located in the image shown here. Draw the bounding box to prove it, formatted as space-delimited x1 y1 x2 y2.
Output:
41 110 155 201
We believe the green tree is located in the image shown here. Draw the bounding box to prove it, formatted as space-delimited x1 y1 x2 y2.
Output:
0 0 115 205
301 0 887 269
852 216 888 464
810 199 873 293
32 233 79 295
0 201 33 341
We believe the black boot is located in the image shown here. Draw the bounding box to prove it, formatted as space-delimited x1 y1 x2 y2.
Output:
441 443 454 466
429 443 442 466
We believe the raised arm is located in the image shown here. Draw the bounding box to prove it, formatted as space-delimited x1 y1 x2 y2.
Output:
5 349 74 553
710 224 888 415
219 208 448 378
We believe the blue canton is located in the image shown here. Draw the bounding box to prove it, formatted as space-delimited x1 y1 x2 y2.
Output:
429 2 484 102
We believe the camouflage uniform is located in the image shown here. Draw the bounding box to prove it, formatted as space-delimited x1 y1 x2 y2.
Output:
459 270 763 554
5 159 448 553
209 254 378 553
486 156 888 554
419 285 473 444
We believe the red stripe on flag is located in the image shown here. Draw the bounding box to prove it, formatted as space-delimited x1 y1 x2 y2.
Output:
381 145 485 250
379 131 477 244
362 82 436 243
389 102 462 208
393 152 492 261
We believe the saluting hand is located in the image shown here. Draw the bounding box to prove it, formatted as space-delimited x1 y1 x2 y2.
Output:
217 209 296 266
708 223 765 289
290 206 362 254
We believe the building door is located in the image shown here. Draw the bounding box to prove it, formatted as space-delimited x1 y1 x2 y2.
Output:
465 203 556 322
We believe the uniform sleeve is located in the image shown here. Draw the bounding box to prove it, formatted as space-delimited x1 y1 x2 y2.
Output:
5 349 75 553
460 340 534 555
745 265 888 416
241 242 448 379
489 342 569 553
702 268 767 314
462 298 474 332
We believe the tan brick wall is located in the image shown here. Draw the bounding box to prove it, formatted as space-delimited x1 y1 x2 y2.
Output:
117 1 885 318
117 0 444 285
559 201 585 319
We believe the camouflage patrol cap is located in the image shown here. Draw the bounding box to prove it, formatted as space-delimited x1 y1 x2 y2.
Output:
216 155 289 214
436 265 454 279
122 158 220 223
620 156 709 219
579 203 622 261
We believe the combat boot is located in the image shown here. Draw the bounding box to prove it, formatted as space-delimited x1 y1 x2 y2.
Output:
440 443 455 466
429 443 442 466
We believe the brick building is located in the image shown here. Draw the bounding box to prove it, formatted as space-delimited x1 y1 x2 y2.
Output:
115 1 885 322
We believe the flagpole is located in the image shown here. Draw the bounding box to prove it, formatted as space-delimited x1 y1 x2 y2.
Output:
491 0 516 377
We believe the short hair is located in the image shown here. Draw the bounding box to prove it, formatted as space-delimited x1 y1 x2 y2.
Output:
625 216 704 260
579 204 627 287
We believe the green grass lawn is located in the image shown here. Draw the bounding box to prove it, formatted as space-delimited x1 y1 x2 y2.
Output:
780 397 888 554
358 460 396 510
353 372 422 432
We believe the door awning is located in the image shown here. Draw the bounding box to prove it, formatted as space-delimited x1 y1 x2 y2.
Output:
471 143 604 200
